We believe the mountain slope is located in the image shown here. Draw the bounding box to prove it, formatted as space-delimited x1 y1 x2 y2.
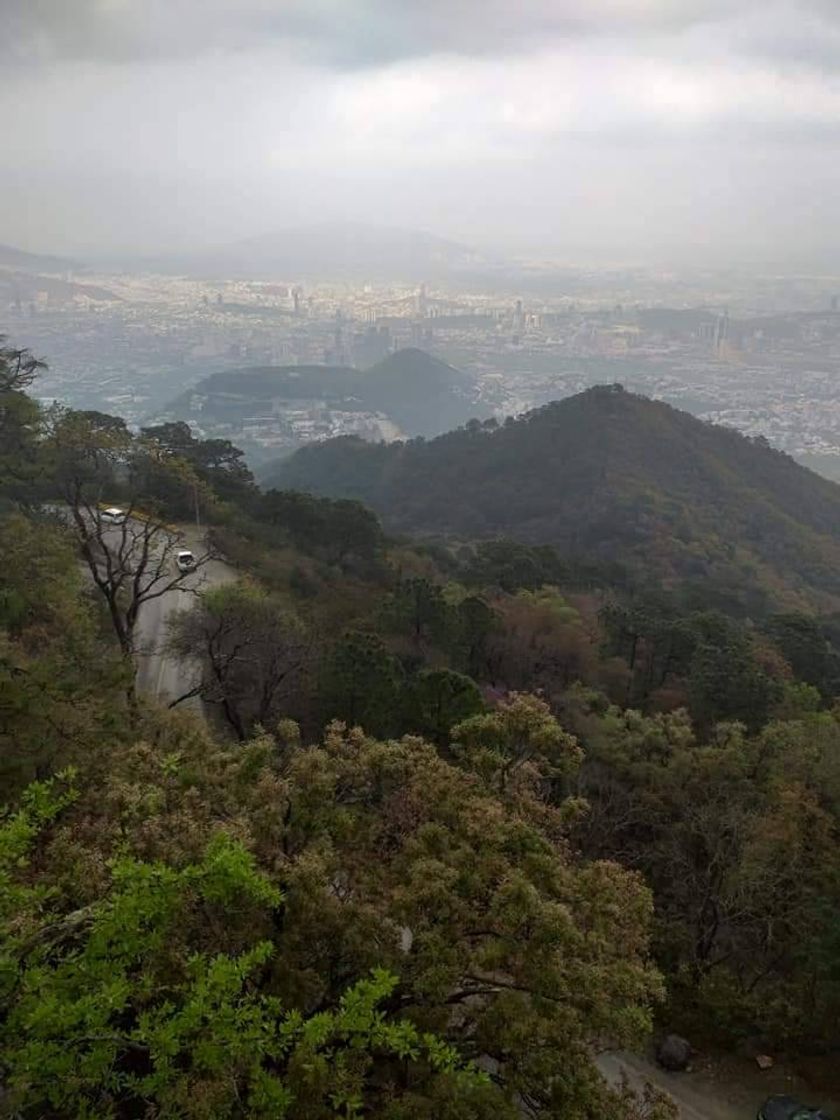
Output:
0 243 116 304
270 385 840 612
0 243 79 274
358 348 477 435
0 270 118 305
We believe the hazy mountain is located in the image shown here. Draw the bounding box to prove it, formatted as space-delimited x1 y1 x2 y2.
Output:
0 243 79 274
0 270 119 306
181 222 496 281
0 242 117 304
169 348 479 444
268 384 840 613
353 348 479 435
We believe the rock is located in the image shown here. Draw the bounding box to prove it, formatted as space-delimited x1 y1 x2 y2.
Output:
656 1034 692 1072
755 1054 774 1070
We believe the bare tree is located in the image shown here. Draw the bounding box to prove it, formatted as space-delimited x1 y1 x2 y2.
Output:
168 583 309 739
0 338 46 394
50 408 216 662
68 498 216 658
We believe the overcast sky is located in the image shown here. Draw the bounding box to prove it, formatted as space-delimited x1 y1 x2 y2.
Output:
4 0 840 264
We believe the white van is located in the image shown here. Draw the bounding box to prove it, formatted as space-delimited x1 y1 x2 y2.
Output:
176 549 197 573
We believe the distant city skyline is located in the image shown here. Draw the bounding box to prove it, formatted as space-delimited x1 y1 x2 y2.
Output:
4 1 840 267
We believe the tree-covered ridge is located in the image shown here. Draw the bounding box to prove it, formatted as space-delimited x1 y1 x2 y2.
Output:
268 384 840 612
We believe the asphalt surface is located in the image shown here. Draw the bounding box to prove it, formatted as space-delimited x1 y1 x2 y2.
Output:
130 528 234 709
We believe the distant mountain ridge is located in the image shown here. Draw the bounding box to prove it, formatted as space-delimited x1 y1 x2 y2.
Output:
0 243 79 274
181 222 496 281
268 385 840 613
0 243 117 305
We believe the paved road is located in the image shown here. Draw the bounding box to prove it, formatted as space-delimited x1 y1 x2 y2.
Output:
132 529 234 709
597 1052 749 1120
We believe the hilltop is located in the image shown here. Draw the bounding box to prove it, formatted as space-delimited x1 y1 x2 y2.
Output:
169 347 479 445
270 384 840 612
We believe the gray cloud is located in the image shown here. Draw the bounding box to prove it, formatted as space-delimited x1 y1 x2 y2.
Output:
7 0 831 69
709 1 840 74
4 0 840 263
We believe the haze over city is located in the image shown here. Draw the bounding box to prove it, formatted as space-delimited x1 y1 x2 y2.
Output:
5 0 840 265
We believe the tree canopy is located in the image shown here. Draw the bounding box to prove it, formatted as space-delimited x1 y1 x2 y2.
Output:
6 339 840 1114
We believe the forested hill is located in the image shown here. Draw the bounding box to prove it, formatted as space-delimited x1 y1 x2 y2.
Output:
269 384 840 611
356 348 479 435
169 347 478 439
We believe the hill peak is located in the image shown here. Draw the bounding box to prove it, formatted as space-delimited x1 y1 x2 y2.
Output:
270 387 840 612
367 347 468 379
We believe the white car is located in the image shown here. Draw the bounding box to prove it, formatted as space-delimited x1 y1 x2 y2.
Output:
100 507 126 525
176 549 197 573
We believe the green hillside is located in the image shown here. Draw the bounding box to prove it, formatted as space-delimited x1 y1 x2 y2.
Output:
269 384 840 612
10 337 840 1110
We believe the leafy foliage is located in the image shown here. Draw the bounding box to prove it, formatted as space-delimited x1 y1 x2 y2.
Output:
570 699 840 1048
0 338 46 507
0 707 664 1118
318 630 404 737
2 804 485 1119
0 513 128 792
140 419 256 510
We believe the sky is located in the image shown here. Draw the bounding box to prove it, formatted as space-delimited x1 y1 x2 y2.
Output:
4 0 840 265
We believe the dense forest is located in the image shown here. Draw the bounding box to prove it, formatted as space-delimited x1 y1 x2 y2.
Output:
267 384 840 614
5 340 840 1117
